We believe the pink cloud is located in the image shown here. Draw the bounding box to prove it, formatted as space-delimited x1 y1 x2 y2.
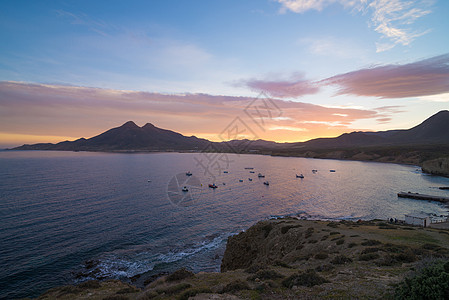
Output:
322 54 449 98
241 74 320 98
0 81 384 144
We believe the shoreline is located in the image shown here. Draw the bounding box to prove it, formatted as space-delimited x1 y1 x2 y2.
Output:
36 218 449 299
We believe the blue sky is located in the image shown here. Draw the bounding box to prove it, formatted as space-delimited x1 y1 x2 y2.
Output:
0 0 448 146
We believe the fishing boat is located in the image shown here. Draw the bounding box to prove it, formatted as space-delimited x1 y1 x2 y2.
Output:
312 169 317 173
224 171 229 173
186 171 192 176
329 170 336 172
249 171 255 173
296 174 304 178
239 179 243 182
258 173 265 178
248 178 253 181
244 167 254 169
208 184 218 189
263 181 269 186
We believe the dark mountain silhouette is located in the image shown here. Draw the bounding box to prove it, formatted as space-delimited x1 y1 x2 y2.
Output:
14 121 210 151
285 110 449 150
12 110 449 152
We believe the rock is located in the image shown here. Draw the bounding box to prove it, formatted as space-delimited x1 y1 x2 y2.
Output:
422 157 449 177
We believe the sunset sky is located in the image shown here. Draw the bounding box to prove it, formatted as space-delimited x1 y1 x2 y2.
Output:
1 0 449 148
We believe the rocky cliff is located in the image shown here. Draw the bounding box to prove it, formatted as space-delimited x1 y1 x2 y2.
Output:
38 218 449 299
422 157 449 177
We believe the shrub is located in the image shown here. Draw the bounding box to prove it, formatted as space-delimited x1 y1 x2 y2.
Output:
314 252 329 260
281 224 302 234
247 269 284 281
116 286 140 294
274 260 292 268
330 231 340 235
336 239 345 245
156 283 191 295
330 255 353 265
245 264 266 274
282 270 329 288
393 249 416 263
166 268 194 282
348 242 357 248
178 288 212 300
394 260 449 299
102 296 129 300
359 253 380 261
220 280 250 293
361 247 381 254
361 240 381 246
315 264 334 272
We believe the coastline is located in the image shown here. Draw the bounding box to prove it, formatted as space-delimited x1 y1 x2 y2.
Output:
36 218 449 299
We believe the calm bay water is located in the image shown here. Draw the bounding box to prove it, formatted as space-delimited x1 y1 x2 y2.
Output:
1 150 449 298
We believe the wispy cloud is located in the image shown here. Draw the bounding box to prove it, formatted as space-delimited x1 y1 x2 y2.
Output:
0 81 384 143
276 0 433 51
321 54 449 98
239 73 320 98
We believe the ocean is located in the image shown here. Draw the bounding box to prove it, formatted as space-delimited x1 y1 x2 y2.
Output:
1 150 448 299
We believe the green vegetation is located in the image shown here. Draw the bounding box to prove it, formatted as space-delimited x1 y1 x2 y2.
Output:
394 260 449 299
282 270 329 288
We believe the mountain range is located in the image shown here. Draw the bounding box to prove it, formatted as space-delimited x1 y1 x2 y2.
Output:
14 110 449 153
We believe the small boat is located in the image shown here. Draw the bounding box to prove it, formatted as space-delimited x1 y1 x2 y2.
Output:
263 181 269 186
244 167 254 169
147 180 151 182
186 172 192 176
239 179 243 182
182 186 188 192
249 171 255 173
223 171 228 173
258 173 265 178
209 184 218 189
296 174 304 179
329 170 336 172
248 178 252 181
312 169 317 173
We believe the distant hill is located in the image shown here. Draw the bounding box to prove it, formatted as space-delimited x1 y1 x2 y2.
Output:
14 121 210 151
13 110 449 155
285 110 449 150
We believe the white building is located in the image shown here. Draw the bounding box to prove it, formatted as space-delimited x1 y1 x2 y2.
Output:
405 213 431 227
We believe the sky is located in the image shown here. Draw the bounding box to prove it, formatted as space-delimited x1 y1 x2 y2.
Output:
0 0 449 148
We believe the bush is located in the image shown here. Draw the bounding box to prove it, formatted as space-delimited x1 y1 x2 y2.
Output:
394 260 449 299
178 288 212 300
315 264 334 272
359 253 380 261
361 247 381 254
281 224 302 234
156 283 191 295
247 269 284 281
314 252 329 260
166 268 194 282
245 264 266 274
361 240 382 246
393 249 416 263
220 280 250 293
348 242 357 248
330 255 352 265
336 239 345 245
282 270 329 288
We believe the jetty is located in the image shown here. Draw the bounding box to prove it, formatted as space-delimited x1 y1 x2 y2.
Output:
398 192 449 203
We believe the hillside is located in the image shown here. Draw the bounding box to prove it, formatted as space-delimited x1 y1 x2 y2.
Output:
37 218 449 299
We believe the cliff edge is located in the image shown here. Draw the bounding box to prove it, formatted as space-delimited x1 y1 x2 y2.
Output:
422 157 449 177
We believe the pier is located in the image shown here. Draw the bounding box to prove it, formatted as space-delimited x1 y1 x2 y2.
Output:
397 192 449 203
